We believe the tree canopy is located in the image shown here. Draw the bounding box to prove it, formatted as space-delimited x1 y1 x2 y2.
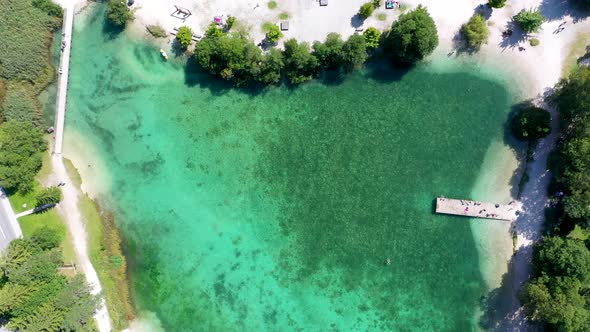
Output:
312 33 344 70
35 186 62 208
363 27 381 49
522 237 590 331
176 26 193 49
359 2 375 19
0 121 46 193
266 24 283 44
488 0 507 8
341 33 367 71
283 39 318 84
386 5 439 64
106 0 133 28
0 236 99 331
510 106 551 141
461 14 489 50
514 8 545 33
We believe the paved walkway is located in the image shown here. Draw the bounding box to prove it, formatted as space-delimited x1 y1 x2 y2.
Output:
53 4 74 155
0 188 23 250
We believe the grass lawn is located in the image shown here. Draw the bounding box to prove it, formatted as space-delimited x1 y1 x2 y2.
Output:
18 210 76 262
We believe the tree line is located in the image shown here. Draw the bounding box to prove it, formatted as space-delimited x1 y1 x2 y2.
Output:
193 5 438 86
519 67 590 331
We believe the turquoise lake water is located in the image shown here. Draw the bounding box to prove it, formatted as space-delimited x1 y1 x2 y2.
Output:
65 5 516 331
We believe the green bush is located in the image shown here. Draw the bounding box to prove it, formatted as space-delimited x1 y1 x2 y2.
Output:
279 12 289 20
372 0 382 7
106 0 133 28
312 33 344 70
386 5 438 64
359 2 375 19
146 24 166 38
363 27 381 49
488 0 506 8
176 26 193 49
510 106 551 141
32 0 63 17
461 14 489 50
268 0 277 9
529 38 540 46
514 8 545 33
31 226 62 250
266 24 283 43
377 13 387 21
226 16 236 30
35 186 62 207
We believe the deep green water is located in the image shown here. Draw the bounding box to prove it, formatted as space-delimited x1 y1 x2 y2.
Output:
66 5 515 331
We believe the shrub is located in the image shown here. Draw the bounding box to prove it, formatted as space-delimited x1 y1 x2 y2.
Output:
529 38 540 46
488 0 507 8
377 13 387 21
279 12 289 20
146 24 166 38
372 0 382 7
268 0 277 9
461 14 489 50
32 0 63 17
363 27 381 49
106 0 133 28
510 106 551 140
266 24 283 43
226 16 236 30
386 5 438 64
359 2 375 19
176 26 193 49
35 186 62 207
31 226 62 250
514 8 545 33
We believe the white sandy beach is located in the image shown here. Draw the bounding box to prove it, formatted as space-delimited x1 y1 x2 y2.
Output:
55 0 590 330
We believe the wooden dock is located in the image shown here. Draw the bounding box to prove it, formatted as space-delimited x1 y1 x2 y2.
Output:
435 197 520 221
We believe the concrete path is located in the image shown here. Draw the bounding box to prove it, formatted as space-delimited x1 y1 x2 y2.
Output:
15 208 36 219
53 4 74 155
0 188 23 250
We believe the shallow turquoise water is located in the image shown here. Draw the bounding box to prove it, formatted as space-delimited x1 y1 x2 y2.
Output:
67 5 515 331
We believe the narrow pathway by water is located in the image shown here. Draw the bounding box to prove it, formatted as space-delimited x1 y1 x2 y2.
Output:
53 3 74 155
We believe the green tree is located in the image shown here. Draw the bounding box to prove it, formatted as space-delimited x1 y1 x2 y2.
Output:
363 27 381 49
31 226 62 251
461 14 489 50
359 2 375 19
55 274 99 331
106 0 133 28
510 106 551 141
35 186 62 208
488 0 507 8
205 22 225 38
256 48 284 84
522 275 590 331
31 0 63 17
533 237 590 282
386 5 439 64
226 16 236 30
341 34 368 71
266 24 283 43
0 121 46 193
514 8 545 33
312 33 344 70
283 39 318 84
176 26 193 49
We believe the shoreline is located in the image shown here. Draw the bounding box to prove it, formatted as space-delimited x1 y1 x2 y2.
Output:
60 0 589 330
